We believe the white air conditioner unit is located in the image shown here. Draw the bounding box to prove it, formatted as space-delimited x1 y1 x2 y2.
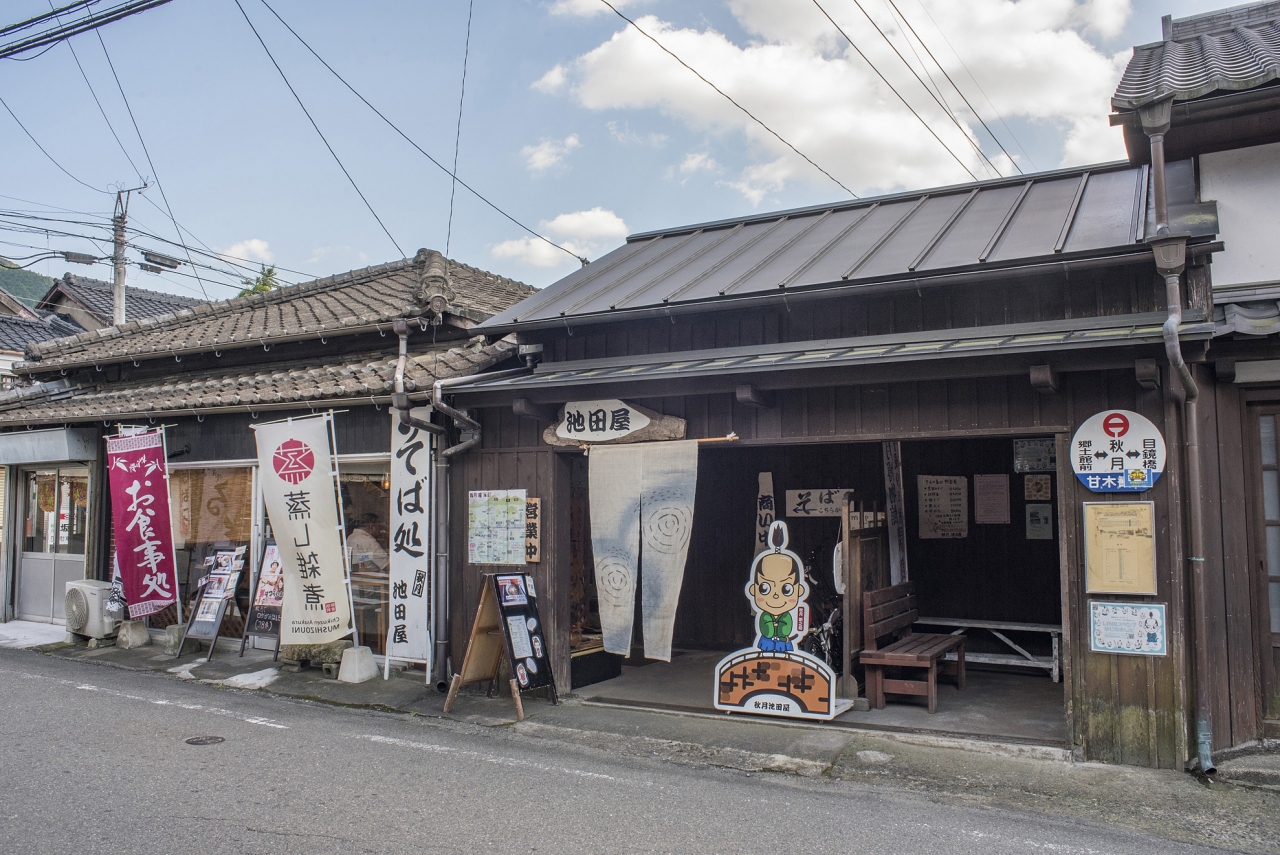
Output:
65 580 117 639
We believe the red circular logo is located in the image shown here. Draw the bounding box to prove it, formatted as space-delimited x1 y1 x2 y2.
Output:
1102 413 1130 438
272 439 315 485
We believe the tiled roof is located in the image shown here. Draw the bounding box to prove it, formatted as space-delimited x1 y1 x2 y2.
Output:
0 314 83 354
1113 2 1280 110
0 338 515 425
22 251 535 373
45 274 202 324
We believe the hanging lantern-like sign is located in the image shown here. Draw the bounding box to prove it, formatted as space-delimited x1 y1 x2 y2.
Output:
1070 410 1166 493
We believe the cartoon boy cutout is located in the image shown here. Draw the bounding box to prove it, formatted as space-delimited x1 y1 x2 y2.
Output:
748 521 807 652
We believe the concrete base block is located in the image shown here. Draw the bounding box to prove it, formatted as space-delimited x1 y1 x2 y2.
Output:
117 620 151 649
164 624 200 657
337 646 379 684
280 640 352 665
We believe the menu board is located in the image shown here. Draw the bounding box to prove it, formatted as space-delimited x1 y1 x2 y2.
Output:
918 475 967 539
468 489 529 565
494 573 553 691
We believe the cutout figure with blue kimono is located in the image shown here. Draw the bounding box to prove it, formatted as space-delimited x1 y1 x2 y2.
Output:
749 522 807 652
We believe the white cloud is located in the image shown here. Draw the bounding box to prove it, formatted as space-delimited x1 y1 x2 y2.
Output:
532 64 568 94
543 0 1130 202
548 0 649 17
679 151 719 174
521 134 582 172
492 207 629 267
607 120 667 146
222 238 273 264
544 206 629 240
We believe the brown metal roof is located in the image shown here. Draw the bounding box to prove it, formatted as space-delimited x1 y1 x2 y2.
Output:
479 161 1215 334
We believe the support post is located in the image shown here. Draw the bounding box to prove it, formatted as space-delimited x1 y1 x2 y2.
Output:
112 191 127 326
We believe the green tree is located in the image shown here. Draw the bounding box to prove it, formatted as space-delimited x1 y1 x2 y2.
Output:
238 264 279 297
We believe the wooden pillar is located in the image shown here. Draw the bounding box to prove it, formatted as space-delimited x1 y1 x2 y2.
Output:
841 493 864 701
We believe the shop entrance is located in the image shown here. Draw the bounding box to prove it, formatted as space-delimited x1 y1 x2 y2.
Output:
571 436 1068 746
15 467 89 623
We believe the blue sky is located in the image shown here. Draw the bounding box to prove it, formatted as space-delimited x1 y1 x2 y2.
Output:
0 0 1230 299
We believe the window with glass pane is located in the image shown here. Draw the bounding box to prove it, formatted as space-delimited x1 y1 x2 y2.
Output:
1261 415 1280 633
23 469 87 554
342 464 391 655
168 467 255 608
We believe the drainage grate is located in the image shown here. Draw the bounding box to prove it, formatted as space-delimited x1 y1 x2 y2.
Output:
185 736 225 746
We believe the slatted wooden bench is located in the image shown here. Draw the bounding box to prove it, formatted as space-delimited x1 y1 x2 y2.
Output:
861 582 965 713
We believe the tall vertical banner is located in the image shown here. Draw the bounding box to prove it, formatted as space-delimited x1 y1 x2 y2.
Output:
387 408 433 674
882 441 908 584
107 430 178 619
253 414 353 645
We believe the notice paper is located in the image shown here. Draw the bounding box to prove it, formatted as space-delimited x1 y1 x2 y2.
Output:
1026 504 1054 540
973 474 1010 524
1084 502 1156 594
918 475 968 539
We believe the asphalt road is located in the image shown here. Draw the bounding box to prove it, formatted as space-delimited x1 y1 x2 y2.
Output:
0 649 1231 855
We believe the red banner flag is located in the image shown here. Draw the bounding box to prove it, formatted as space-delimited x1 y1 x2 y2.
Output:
107 430 178 619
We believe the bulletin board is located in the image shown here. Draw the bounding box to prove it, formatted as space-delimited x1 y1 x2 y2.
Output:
1083 502 1156 595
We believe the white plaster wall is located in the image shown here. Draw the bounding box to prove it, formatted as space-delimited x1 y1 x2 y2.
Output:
1200 141 1280 289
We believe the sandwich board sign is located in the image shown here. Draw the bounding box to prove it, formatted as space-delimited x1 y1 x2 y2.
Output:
1071 410 1166 493
443 573 558 721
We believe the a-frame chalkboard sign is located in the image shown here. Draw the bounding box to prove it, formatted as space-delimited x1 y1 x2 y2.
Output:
443 573 558 721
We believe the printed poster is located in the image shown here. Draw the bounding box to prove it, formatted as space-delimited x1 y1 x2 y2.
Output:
253 414 353 645
506 614 534 659
1084 502 1157 594
1024 474 1052 501
1013 438 1057 472
388 409 433 668
467 489 528 565
106 429 178 619
973 474 1010 524
918 475 967 539
245 542 284 639
1026 504 1054 540
1090 601 1166 656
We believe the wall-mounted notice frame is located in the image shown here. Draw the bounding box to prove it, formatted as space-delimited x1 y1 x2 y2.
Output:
1089 601 1166 656
1083 502 1156 595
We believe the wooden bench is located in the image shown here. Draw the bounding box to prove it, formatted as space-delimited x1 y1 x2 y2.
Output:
861 582 965 713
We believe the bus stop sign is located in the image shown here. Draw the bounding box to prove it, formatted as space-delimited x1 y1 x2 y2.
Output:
1071 409 1166 493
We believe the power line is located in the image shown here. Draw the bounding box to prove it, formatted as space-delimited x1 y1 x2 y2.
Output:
597 0 858 198
445 0 474 259
233 0 405 259
0 1 101 39
94 26 209 299
0 0 174 61
821 0 998 178
809 0 977 181
0 93 110 194
51 0 145 182
911 0 1037 171
255 0 588 265
885 0 1022 174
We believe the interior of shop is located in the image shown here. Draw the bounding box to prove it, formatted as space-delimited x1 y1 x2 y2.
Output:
570 437 1068 745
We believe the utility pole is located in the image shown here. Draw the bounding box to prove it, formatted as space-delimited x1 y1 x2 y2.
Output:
112 189 128 327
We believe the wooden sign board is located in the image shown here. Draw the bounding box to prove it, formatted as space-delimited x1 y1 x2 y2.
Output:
443 572 557 720
785 489 855 517
524 499 542 563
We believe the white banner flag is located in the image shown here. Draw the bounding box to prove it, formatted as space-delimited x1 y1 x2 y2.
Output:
387 408 433 671
254 414 353 645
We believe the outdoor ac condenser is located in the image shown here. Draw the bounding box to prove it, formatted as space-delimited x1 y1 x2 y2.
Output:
65 580 117 639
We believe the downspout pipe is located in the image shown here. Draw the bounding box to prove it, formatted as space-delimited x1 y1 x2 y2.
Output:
1140 96 1215 775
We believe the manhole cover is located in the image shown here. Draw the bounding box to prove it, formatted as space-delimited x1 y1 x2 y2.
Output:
185 736 225 746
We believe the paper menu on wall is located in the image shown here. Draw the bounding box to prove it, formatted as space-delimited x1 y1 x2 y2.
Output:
918 475 968 539
467 489 529 565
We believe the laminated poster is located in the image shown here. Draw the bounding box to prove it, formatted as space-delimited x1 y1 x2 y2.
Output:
1024 474 1052 501
1084 502 1156 594
918 475 967 539
468 489 529 565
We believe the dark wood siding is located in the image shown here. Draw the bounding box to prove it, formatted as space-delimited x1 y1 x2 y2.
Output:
166 407 391 462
